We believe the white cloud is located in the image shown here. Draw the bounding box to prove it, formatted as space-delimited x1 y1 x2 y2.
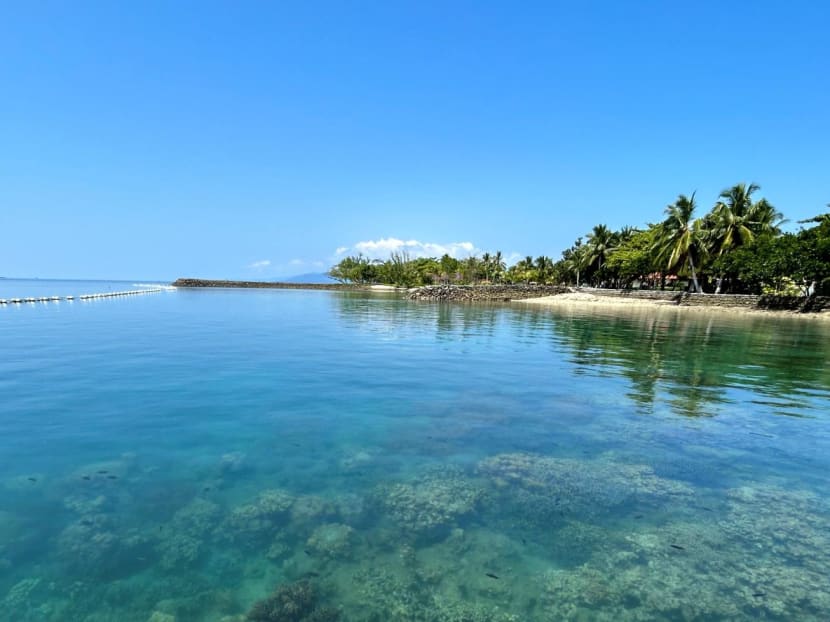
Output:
289 258 304 266
248 259 271 269
343 237 480 261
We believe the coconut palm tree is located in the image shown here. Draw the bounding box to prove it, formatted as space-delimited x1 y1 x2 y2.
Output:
535 256 554 283
710 183 783 253
481 252 492 282
709 183 783 292
655 193 705 293
585 224 616 276
492 251 506 282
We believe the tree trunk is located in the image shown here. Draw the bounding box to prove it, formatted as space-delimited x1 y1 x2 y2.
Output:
688 256 701 293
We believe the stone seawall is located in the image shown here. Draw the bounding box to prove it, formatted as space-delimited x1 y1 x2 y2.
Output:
583 288 829 312
172 278 359 291
409 284 569 302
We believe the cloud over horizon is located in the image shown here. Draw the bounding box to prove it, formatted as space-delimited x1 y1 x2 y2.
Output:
248 259 271 269
337 237 480 261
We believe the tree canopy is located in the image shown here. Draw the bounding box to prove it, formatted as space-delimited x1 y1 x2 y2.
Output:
329 186 830 294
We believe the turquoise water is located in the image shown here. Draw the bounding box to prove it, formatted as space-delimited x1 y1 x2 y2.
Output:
2 283 830 621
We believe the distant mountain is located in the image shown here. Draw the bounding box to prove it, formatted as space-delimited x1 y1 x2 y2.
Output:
280 272 335 284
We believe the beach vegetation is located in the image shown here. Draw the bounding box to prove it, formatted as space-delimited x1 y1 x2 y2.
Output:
329 189 829 293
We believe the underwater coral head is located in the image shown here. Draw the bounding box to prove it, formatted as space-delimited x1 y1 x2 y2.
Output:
246 580 340 622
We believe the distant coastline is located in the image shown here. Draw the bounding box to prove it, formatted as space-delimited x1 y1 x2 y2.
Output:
171 278 365 291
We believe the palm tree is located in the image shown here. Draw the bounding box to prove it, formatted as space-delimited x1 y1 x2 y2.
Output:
709 183 783 292
710 183 783 252
535 256 553 283
586 224 616 276
481 252 492 282
492 251 506 282
562 239 588 286
655 193 705 293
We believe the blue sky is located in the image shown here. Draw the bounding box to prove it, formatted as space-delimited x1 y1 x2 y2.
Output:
1 1 828 280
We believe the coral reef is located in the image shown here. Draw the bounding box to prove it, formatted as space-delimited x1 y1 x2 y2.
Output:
290 495 337 526
478 452 692 524
246 580 338 622
305 523 355 559
225 489 295 543
56 515 148 577
374 468 485 540
155 497 222 569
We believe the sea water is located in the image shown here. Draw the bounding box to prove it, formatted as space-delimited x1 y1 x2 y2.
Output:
1 284 829 621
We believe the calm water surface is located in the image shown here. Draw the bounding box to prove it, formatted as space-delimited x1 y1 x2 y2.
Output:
1 283 829 621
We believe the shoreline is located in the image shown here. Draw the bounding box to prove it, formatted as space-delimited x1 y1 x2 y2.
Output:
515 292 830 321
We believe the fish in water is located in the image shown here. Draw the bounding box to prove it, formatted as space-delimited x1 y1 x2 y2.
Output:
80 519 93 526
304 549 313 556
82 476 91 480
203 487 211 492
753 592 765 597
670 544 685 550
634 514 644 519
28 477 37 482
485 573 500 580
107 475 118 479
97 470 108 474
304 571 321 578
521 537 527 545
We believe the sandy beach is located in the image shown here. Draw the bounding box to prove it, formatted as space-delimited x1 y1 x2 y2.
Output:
516 291 830 321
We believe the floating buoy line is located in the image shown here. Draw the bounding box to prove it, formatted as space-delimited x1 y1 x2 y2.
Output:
0 287 171 306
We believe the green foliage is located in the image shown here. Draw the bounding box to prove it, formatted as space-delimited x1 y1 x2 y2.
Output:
604 229 658 287
329 196 830 292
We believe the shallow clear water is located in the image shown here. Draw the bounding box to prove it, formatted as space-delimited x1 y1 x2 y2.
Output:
2 284 829 621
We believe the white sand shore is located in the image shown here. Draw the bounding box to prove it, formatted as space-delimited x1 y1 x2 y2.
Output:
515 292 830 321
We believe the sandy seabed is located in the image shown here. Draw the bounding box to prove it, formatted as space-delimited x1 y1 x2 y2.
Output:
516 291 830 322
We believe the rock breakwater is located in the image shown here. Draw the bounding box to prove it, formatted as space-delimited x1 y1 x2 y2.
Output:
408 284 569 302
172 278 358 290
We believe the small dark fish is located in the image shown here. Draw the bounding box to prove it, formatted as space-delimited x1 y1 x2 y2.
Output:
292 443 301 447
427 435 433 439
107 475 118 479
203 487 211 492
82 476 91 480
485 573 499 580
304 549 313 556
97 470 108 474
753 592 765 598
80 519 93 526
521 537 527 545
670 544 685 550
700 507 714 512
554 496 560 504
28 477 37 482
304 571 321 578
634 514 644 519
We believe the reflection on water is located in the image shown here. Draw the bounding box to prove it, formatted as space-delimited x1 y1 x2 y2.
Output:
1 289 829 621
